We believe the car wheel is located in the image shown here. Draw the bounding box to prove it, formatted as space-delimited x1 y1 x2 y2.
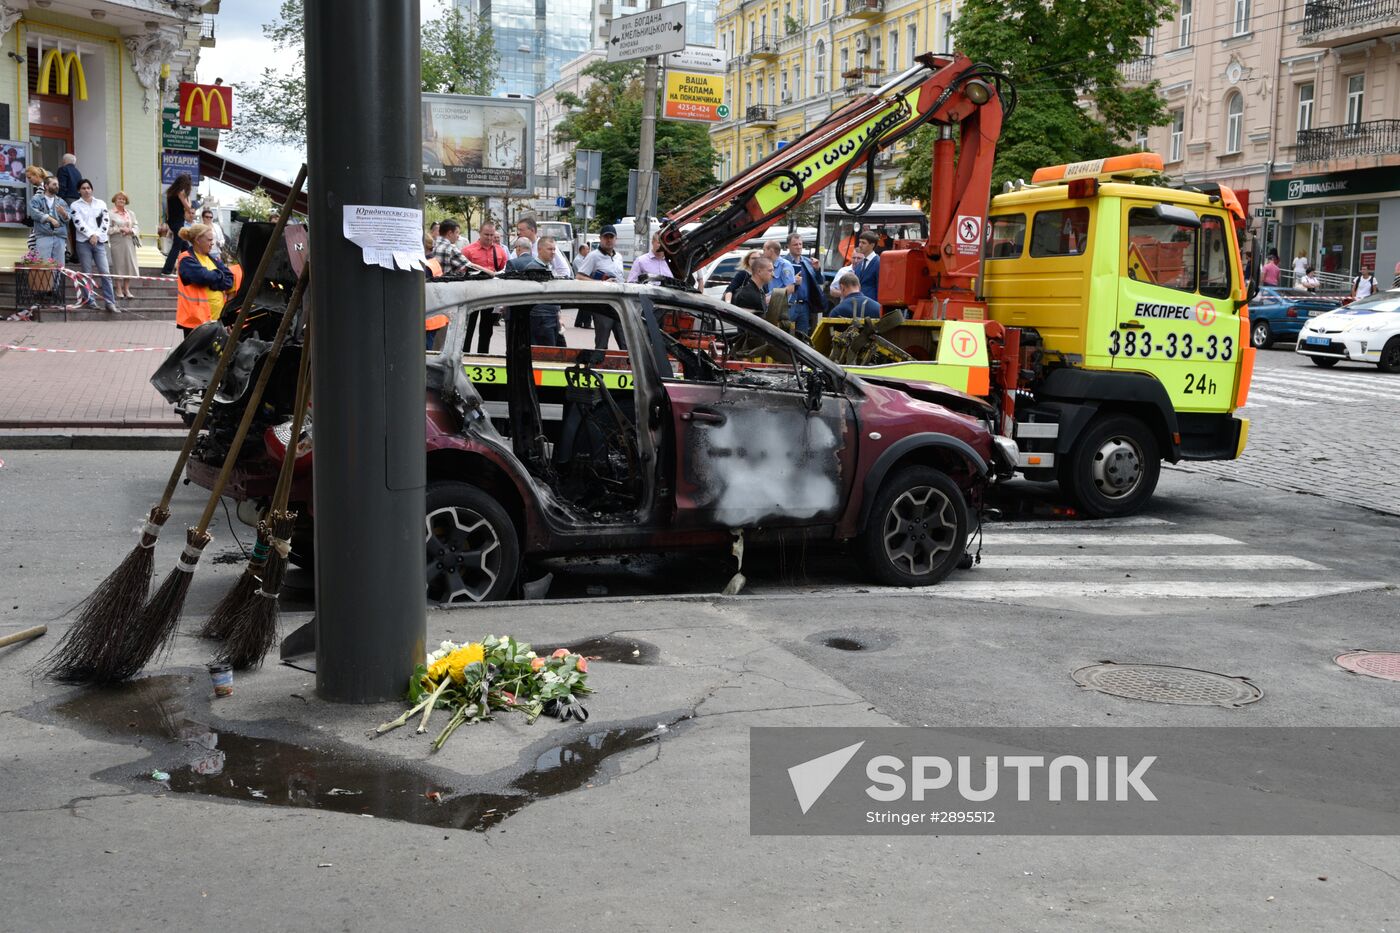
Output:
1378 337 1400 374
1250 320 1273 350
860 466 968 588
425 481 519 603
1310 356 1339 368
1058 414 1161 519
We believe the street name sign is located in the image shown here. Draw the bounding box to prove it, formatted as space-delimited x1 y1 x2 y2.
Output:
606 2 687 63
665 45 725 74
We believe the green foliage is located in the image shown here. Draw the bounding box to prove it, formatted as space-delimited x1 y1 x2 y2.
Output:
895 0 1174 200
553 60 718 228
230 0 498 152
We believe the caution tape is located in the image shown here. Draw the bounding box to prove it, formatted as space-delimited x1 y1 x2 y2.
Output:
2 344 173 353
57 267 178 284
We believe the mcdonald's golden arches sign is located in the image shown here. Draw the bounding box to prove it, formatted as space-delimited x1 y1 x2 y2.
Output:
178 81 233 130
36 50 87 100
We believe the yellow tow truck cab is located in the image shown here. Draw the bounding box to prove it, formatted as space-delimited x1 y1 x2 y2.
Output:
825 153 1256 517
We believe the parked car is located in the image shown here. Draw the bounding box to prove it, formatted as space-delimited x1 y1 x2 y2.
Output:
178 277 1015 602
1248 286 1341 349
1295 289 1400 372
697 250 747 300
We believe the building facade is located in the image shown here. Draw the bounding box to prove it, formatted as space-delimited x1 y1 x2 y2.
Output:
0 0 211 267
1125 0 1400 284
709 0 960 201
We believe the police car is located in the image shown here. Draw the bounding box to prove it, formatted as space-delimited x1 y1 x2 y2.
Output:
1295 289 1400 372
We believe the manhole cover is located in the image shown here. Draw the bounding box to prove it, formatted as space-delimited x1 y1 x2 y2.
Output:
1336 651 1400 682
1072 662 1262 708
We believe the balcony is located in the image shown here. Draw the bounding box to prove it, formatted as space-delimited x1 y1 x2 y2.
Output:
746 104 777 126
199 14 216 46
873 151 897 170
1301 0 1400 47
1294 119 1400 162
749 34 779 60
844 0 886 19
1118 54 1154 84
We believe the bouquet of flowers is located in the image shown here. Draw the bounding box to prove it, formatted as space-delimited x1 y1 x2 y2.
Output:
374 634 592 751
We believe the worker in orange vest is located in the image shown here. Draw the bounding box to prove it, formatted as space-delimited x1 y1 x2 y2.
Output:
176 223 237 336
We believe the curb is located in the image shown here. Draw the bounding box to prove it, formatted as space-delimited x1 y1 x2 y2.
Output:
0 432 186 451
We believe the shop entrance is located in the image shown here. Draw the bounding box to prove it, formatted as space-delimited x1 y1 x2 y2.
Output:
26 46 73 176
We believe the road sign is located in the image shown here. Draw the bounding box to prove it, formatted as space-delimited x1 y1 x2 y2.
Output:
162 107 199 151
662 70 726 123
1254 207 1276 218
606 2 686 63
665 45 725 74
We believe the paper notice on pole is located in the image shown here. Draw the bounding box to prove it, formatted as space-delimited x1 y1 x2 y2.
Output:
342 205 426 271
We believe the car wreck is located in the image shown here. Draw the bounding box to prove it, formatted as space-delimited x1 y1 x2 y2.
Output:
166 273 1014 603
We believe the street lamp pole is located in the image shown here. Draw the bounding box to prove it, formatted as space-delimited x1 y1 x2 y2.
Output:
305 0 427 702
634 0 662 259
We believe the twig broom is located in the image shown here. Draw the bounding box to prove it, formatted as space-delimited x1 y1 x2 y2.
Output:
216 294 313 670
113 263 310 681
39 167 308 684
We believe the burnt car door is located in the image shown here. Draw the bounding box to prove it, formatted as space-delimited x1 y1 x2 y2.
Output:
647 297 858 529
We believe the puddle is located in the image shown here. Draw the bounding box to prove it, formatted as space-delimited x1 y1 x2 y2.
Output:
806 629 895 653
52 674 683 831
554 634 660 664
822 637 865 652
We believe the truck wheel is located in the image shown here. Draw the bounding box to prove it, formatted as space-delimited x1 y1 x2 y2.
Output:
1311 357 1339 368
1250 320 1273 349
1059 414 1160 518
860 466 968 588
425 481 519 603
1378 337 1400 374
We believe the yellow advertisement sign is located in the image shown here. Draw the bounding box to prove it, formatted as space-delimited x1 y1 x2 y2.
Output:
663 70 726 123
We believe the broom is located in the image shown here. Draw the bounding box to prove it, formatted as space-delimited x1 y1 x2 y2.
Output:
112 264 312 682
39 167 308 685
214 275 314 669
199 274 314 642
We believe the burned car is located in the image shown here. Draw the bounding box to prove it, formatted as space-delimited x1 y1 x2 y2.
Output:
178 276 1013 602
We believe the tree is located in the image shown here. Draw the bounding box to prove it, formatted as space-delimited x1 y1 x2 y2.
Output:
895 0 1174 202
552 60 718 229
230 1 499 151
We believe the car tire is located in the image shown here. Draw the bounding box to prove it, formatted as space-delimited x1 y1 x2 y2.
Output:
1378 337 1400 374
1058 414 1161 519
1250 320 1273 350
860 466 968 588
1310 356 1339 368
425 481 519 603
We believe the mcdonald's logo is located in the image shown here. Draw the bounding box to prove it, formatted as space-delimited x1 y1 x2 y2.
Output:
36 50 88 100
178 81 233 130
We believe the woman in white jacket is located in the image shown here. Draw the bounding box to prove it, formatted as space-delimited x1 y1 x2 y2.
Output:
69 178 119 312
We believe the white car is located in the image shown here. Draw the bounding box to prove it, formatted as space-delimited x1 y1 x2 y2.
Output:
1295 289 1400 373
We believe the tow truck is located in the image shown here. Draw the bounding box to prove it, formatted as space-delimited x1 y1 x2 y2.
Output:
655 52 1256 517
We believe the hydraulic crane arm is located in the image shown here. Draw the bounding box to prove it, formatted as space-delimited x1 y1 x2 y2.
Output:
659 52 1014 283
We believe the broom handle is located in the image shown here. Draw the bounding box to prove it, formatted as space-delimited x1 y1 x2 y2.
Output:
157 165 309 511
0 625 47 648
270 288 314 513
194 264 311 535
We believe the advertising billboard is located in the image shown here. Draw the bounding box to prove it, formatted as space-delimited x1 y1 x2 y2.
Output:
422 94 535 197
663 70 726 123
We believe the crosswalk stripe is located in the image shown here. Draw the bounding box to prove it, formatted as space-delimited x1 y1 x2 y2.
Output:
1258 366 1400 389
980 554 1327 570
984 516 1174 530
979 533 1239 546
927 580 1386 600
1253 372 1400 398
1241 391 1313 406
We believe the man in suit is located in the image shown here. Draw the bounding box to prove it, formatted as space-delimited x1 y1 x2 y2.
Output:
852 230 880 303
783 232 827 336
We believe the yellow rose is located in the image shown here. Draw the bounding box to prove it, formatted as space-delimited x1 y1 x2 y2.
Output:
445 643 485 684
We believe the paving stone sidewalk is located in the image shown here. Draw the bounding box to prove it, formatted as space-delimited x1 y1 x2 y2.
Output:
0 320 183 429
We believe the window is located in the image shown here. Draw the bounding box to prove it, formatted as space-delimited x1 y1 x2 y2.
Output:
888 30 898 70
872 36 881 73
1225 93 1243 154
1296 83 1314 132
1127 207 1197 293
1142 32 1155 57
1345 73 1365 128
769 76 776 104
938 12 953 54
746 80 753 107
1135 128 1149 150
782 70 789 97
1169 109 1184 162
1029 208 1090 257
987 214 1027 259
760 12 767 38
1178 0 1192 48
840 45 849 76
907 24 917 68
1232 0 1249 35
820 0 830 20
1199 215 1231 299
815 40 826 93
